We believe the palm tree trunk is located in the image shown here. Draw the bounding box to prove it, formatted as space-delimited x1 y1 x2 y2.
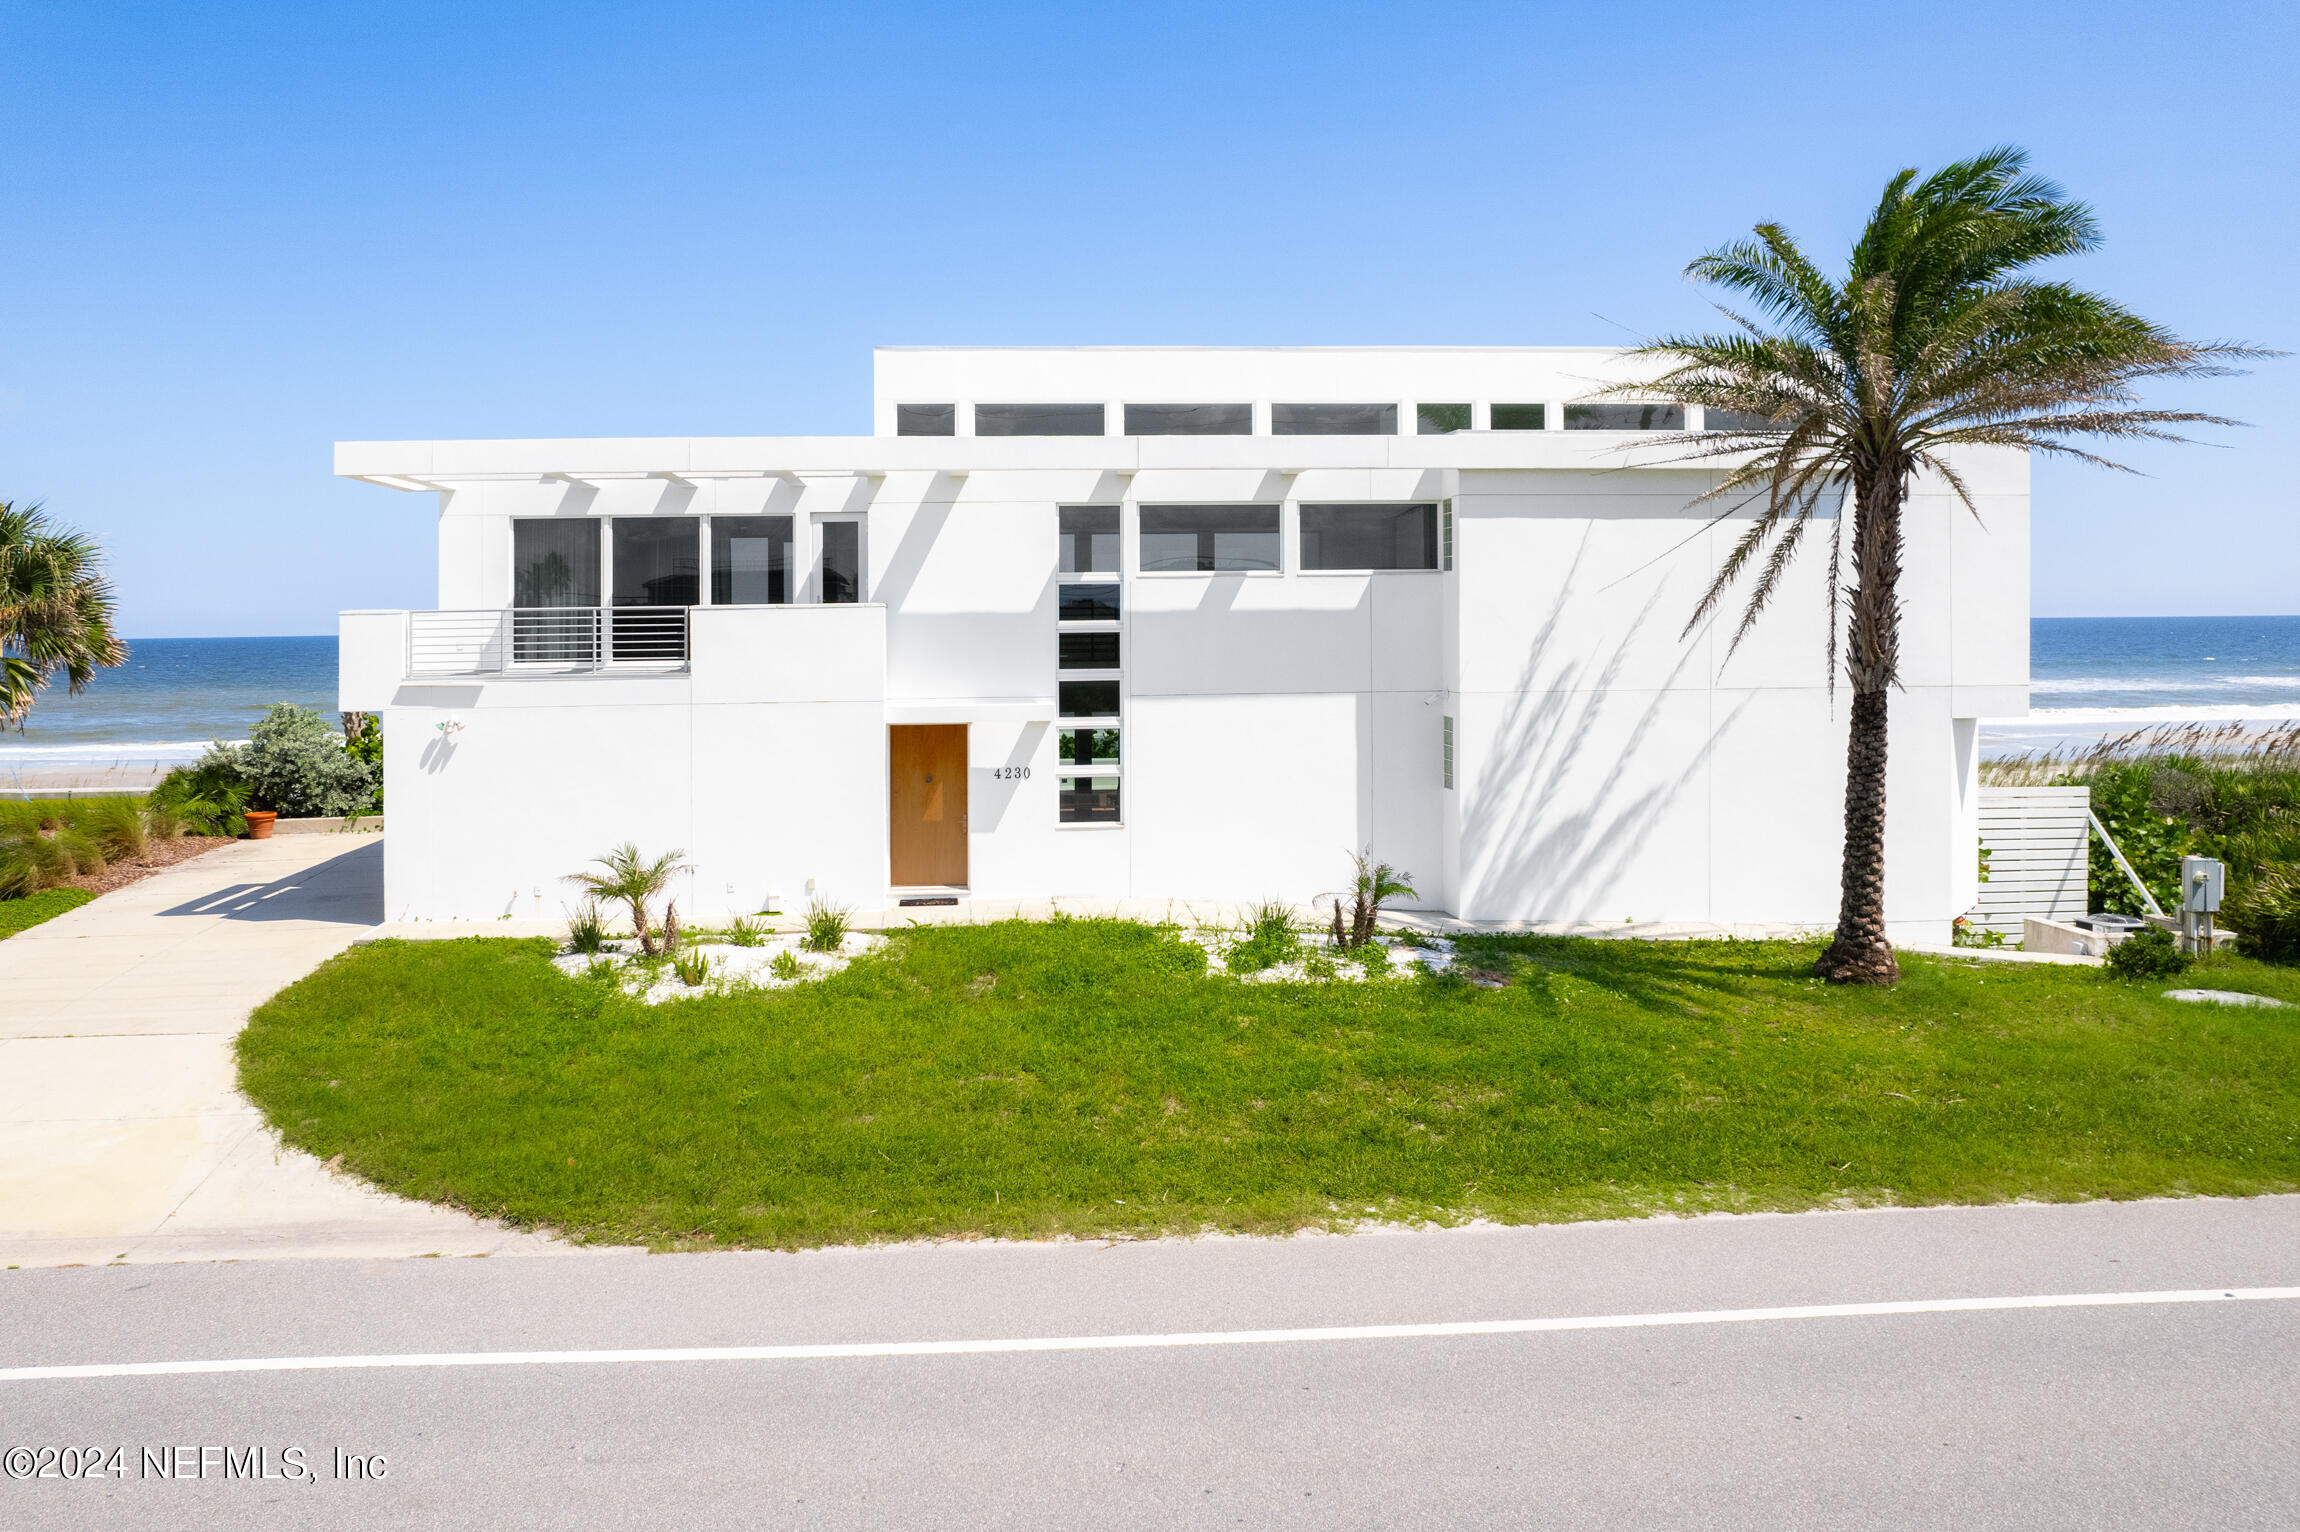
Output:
1817 468 1905 985
1818 685 1899 982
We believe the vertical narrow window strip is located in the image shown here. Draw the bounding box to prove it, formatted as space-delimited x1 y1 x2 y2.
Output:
1441 500 1453 571
1443 716 1455 790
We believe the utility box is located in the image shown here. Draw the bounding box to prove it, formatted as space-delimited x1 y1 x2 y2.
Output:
2182 856 2225 913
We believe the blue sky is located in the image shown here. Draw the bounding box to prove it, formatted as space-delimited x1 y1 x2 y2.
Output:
2 0 2292 635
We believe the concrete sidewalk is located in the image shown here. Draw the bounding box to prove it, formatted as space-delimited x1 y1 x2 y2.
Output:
0 834 559 1267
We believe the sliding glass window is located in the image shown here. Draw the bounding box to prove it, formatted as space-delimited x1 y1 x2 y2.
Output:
1489 403 1546 431
711 516 793 605
513 519 600 608
511 519 601 663
1299 504 1439 571
612 518 701 607
1138 504 1279 572
1416 403 1472 434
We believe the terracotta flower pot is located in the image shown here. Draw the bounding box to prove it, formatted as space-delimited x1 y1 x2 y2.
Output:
244 811 278 840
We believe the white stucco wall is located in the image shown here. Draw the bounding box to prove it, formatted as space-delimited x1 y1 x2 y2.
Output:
338 346 2029 934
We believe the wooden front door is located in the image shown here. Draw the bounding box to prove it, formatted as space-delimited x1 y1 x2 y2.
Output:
889 724 968 887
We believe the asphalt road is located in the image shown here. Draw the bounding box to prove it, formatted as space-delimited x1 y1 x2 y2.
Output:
3 1196 2296 1530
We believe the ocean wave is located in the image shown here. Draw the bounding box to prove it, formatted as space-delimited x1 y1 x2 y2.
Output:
2031 674 2300 694
0 740 222 760
2003 704 2300 725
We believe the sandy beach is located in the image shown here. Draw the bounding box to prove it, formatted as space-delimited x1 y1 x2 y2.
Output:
2 762 175 796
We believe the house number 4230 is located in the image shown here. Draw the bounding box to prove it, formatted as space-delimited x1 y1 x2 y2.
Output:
993 766 1032 780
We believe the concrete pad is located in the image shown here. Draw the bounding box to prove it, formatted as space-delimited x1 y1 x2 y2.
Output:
0 834 567 1266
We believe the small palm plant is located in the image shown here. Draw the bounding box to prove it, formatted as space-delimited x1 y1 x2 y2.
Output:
1330 848 1416 950
563 843 687 957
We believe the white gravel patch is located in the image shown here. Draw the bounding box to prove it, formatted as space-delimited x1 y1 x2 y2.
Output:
1178 927 1458 982
552 932 885 1004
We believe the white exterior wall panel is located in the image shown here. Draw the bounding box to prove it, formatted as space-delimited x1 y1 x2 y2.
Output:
341 345 2027 933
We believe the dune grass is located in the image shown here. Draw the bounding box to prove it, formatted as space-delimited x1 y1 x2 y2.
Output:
236 921 2300 1251
0 886 95 938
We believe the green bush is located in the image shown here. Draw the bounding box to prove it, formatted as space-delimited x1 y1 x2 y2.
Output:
152 749 252 836
2079 764 2189 915
1226 900 1301 974
2105 926 2188 981
2224 865 2300 966
803 898 850 953
238 704 376 818
565 903 608 956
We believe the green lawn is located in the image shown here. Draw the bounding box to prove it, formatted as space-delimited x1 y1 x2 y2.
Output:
236 922 2300 1250
0 887 95 938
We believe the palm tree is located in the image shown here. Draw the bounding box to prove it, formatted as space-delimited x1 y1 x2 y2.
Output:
565 843 688 956
1624 148 2262 984
1 501 127 726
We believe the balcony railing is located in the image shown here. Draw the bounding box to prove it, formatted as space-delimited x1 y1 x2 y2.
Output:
408 607 690 676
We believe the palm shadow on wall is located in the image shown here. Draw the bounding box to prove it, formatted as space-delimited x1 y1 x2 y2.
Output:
1463 527 1749 922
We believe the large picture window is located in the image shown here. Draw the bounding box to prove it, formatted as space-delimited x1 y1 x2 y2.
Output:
512 519 599 608
1299 504 1439 571
612 518 700 607
1138 504 1279 572
711 516 792 605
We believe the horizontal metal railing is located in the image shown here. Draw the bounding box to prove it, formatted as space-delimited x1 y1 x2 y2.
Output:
407 607 689 676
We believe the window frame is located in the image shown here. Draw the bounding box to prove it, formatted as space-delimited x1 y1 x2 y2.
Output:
1135 503 1283 576
1295 503 1442 575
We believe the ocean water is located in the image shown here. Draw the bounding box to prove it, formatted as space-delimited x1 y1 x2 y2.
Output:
1988 615 2300 751
1 621 2295 772
0 635 339 771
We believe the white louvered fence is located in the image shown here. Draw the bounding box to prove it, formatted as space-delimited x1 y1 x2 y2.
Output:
1972 786 2091 937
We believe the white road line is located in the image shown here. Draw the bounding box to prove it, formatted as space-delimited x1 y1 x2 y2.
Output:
6 1287 2296 1383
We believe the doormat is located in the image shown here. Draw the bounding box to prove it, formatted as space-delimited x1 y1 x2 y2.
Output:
898 896 960 907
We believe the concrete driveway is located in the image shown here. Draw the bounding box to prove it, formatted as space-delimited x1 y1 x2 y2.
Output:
0 833 556 1267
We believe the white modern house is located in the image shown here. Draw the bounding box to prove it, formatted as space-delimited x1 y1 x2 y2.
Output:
337 346 2029 937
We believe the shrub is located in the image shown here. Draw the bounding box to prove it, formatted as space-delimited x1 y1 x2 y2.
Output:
80 795 147 862
151 750 251 836
2104 925 2188 981
1353 940 1393 977
341 711 384 809
803 898 850 953
770 949 805 981
1226 900 1300 974
724 914 765 947
566 902 608 955
672 946 710 986
2224 865 2300 966
241 704 377 818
